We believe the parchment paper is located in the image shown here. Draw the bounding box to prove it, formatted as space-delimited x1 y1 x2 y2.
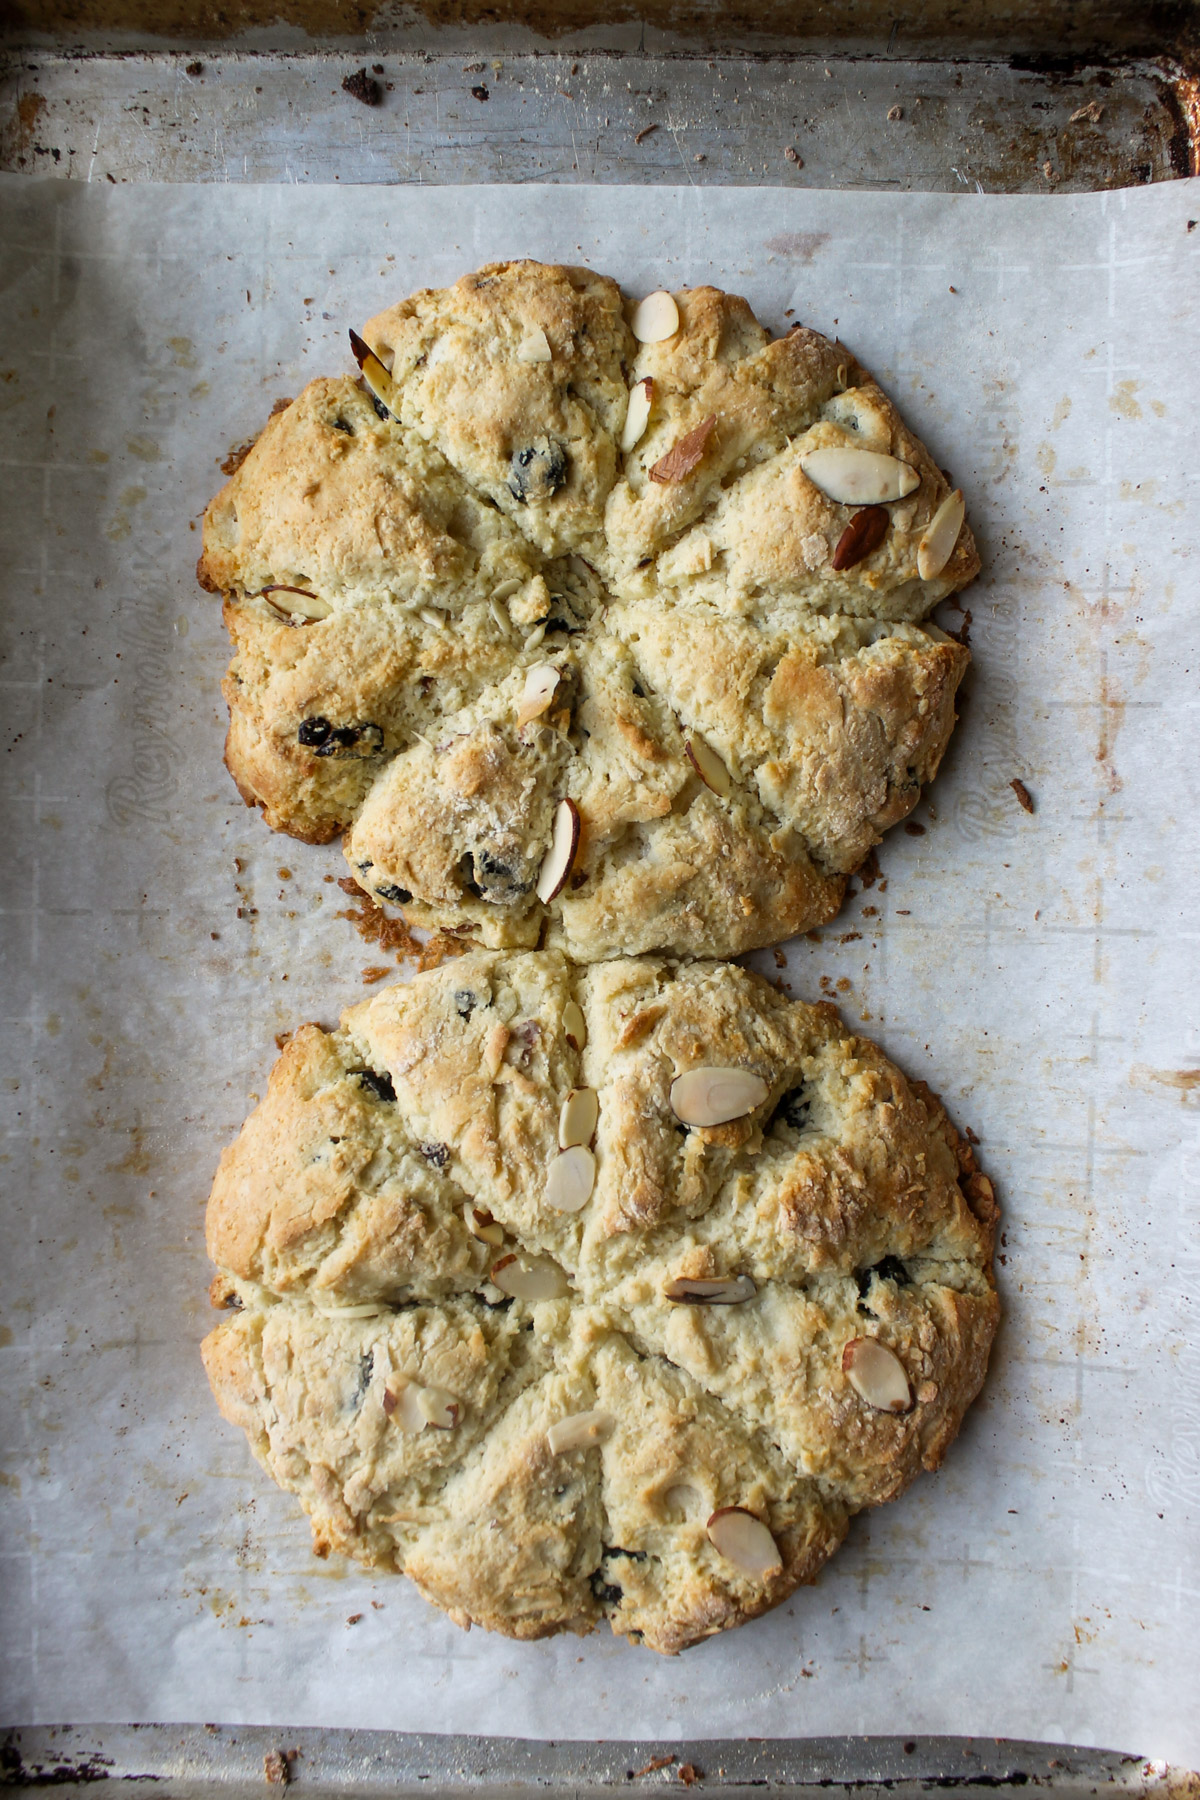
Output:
0 176 1197 1760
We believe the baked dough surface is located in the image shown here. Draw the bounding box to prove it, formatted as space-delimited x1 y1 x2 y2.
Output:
200 262 977 961
204 951 1000 1652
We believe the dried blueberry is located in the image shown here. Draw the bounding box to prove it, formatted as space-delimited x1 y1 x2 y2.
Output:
459 849 530 907
298 715 332 747
507 436 569 504
855 1255 910 1311
419 1141 449 1168
376 883 412 904
591 1571 623 1605
454 990 477 1019
370 392 391 423
353 1350 374 1407
332 416 354 434
355 1068 396 1102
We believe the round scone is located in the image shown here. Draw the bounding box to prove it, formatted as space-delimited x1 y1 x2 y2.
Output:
199 261 978 962
203 951 1000 1652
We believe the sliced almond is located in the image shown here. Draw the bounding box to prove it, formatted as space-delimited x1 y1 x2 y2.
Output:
313 1301 383 1318
419 607 445 630
684 732 731 799
464 1202 505 1247
800 446 919 505
516 326 553 364
535 797 581 904
664 1275 757 1305
545 1144 596 1213
842 1337 912 1413
490 1252 570 1302
706 1507 783 1579
650 414 716 485
631 290 679 344
516 662 560 728
830 504 890 572
348 327 398 417
559 1086 599 1149
670 1066 769 1128
382 1379 426 1434
917 487 966 580
620 376 654 453
416 1384 461 1430
261 584 333 623
547 1408 616 1455
562 999 587 1052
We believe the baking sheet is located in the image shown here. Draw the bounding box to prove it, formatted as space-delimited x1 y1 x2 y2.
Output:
0 176 1197 1759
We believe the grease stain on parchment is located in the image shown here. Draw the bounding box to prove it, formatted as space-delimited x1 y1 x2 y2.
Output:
1130 1066 1200 1104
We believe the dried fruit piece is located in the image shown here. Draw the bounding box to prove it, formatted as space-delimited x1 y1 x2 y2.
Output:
917 487 966 580
562 999 587 1051
706 1507 783 1579
650 415 717 485
684 732 731 799
416 1384 461 1429
631 290 680 343
545 1144 596 1213
664 1275 757 1305
464 1203 504 1247
490 1252 570 1301
800 446 919 505
842 1337 912 1413
348 328 397 417
831 504 890 572
261 584 333 622
559 1086 599 1149
508 437 569 503
536 798 581 903
516 662 560 727
670 1067 768 1127
547 1408 615 1454
516 326 552 364
620 377 654 453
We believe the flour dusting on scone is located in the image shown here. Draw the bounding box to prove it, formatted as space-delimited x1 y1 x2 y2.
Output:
199 260 978 960
203 951 999 1653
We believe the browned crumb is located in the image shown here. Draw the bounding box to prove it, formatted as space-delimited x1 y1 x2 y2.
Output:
1011 778 1034 813
904 822 927 837
274 1030 292 1050
346 1612 363 1625
678 1766 703 1787
836 977 852 992
773 947 787 968
220 438 257 476
269 397 293 417
263 1752 290 1786
342 68 381 106
633 1757 676 1777
838 931 862 943
634 122 659 143
361 965 392 985
335 878 471 972
965 1125 981 1145
856 847 882 888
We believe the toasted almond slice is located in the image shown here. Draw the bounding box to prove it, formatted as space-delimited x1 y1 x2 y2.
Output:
516 326 553 364
559 1086 599 1149
348 327 398 417
382 1379 426 1434
620 376 654 453
800 446 919 505
650 414 716 485
536 798 581 904
490 1252 570 1302
547 1408 616 1455
419 607 445 630
664 1275 757 1305
545 1144 596 1213
917 487 966 580
562 999 587 1052
313 1301 384 1318
516 662 560 728
489 596 514 637
631 290 680 344
842 1337 912 1413
261 584 333 622
670 1066 769 1128
684 732 731 799
416 1384 461 1430
706 1507 783 1579
463 1202 505 1247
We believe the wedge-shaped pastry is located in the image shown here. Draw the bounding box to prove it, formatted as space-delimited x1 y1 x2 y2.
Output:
199 261 977 960
204 952 1000 1653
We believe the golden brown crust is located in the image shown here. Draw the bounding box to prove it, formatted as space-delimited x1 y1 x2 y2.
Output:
203 952 1000 1655
199 262 978 961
